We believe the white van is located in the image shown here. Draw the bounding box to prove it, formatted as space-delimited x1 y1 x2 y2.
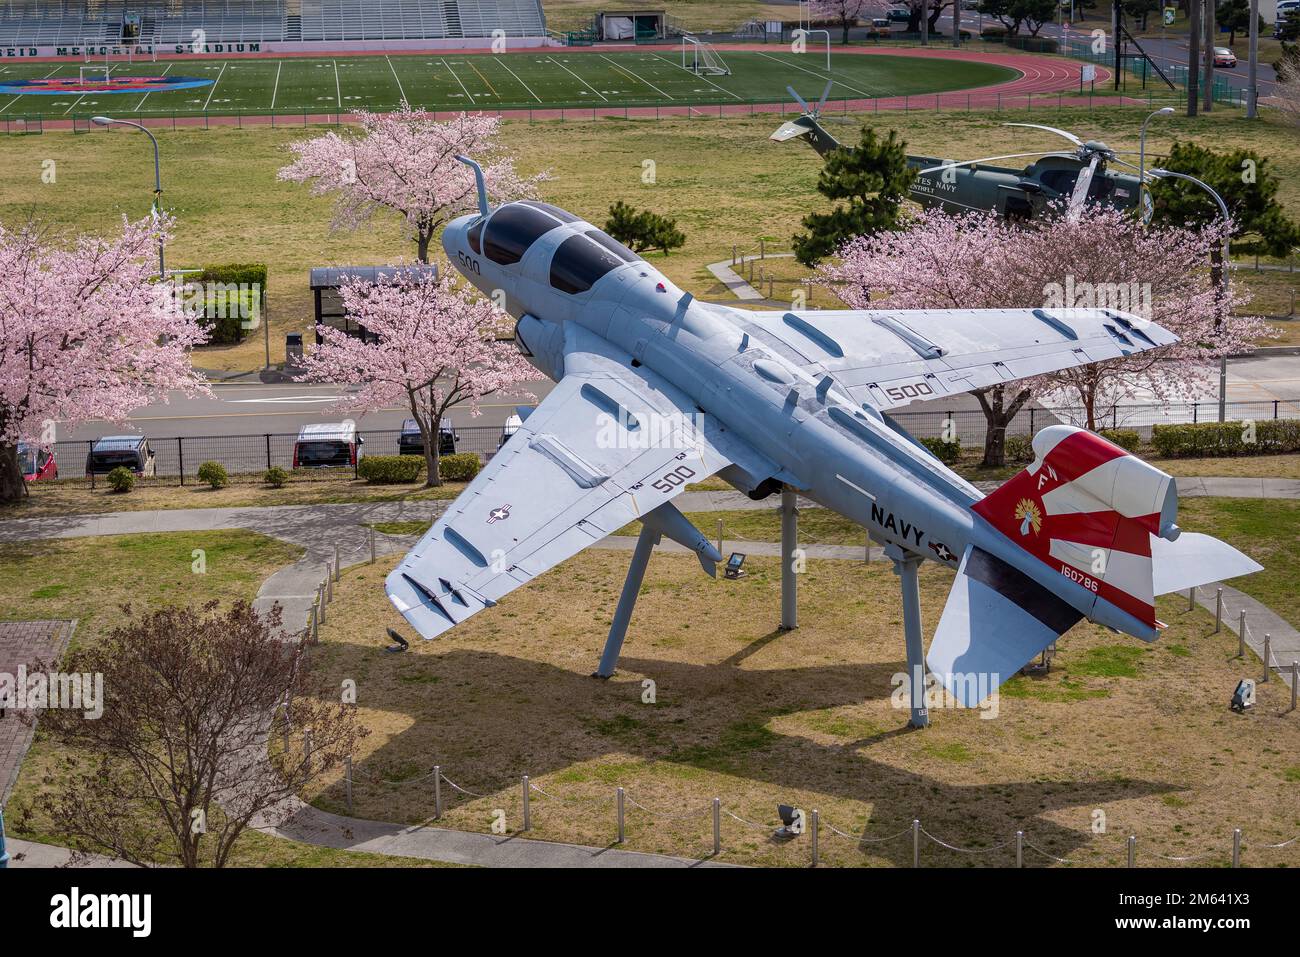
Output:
292 422 363 469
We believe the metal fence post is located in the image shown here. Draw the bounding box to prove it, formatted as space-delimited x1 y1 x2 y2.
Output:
1238 610 1246 657
369 526 376 564
89 440 96 489
177 436 185 485
810 809 819 867
1127 834 1136 867
913 818 921 867
712 798 721 856
1262 635 1271 682
344 756 353 813
434 766 442 819
616 786 625 843
1016 830 1024 868
522 775 531 831
265 433 272 471
1232 828 1241 867
1215 589 1223 633
334 544 340 582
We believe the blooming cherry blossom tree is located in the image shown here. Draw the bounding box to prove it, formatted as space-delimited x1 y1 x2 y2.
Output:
821 206 1266 464
297 266 541 485
0 215 208 502
278 105 545 263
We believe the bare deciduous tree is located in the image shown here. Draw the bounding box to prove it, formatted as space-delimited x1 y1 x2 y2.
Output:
20 601 367 868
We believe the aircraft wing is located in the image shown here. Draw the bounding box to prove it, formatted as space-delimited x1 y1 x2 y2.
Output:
733 307 1176 411
386 331 763 641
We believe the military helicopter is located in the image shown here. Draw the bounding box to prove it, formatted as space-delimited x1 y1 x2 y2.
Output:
772 83 1151 222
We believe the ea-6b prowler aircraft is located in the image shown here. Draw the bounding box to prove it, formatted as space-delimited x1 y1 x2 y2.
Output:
385 156 1259 719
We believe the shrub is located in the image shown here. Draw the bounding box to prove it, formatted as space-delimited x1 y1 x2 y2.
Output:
357 455 423 484
920 436 961 465
1004 434 1035 463
190 263 268 345
1150 420 1300 458
196 461 229 489
264 466 289 488
106 466 135 493
439 453 482 482
1099 428 1141 453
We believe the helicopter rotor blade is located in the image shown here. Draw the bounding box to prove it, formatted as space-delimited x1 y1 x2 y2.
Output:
1002 122 1085 147
815 79 833 114
1067 152 1102 221
787 85 813 115
915 152 1072 176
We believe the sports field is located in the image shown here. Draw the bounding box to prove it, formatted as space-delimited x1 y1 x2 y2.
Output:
0 48 1017 117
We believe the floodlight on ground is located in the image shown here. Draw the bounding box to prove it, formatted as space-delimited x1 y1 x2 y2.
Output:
384 627 409 653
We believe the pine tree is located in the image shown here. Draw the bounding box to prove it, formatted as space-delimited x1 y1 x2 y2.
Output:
604 201 686 255
792 127 914 266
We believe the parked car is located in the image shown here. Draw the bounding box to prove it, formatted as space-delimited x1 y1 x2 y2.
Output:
292 422 363 469
17 442 57 481
85 435 155 477
398 418 457 456
870 17 891 29
499 412 524 450
887 6 911 21
1213 47 1237 67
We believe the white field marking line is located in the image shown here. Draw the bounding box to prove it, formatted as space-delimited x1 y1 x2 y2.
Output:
0 65 61 113
648 51 741 99
386 55 407 103
598 54 673 100
441 56 476 104
132 60 173 112
751 49 876 100
270 59 282 109
547 55 605 101
494 55 542 103
202 60 227 111
332 59 341 110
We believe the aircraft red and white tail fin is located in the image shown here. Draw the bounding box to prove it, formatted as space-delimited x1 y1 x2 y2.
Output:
927 425 1261 706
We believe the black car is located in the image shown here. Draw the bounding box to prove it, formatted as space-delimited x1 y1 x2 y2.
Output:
398 418 456 456
85 435 156 476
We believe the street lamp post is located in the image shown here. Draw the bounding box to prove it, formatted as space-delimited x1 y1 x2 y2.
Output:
92 116 165 279
1149 167 1233 423
1138 107 1174 187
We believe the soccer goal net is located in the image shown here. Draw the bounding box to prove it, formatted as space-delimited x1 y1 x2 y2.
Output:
681 35 730 75
78 64 112 86
82 39 156 65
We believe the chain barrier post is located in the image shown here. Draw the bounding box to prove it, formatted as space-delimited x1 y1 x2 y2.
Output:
1127 834 1136 867
434 766 442 819
811 809 819 867
310 605 318 643
370 526 377 564
617 787 625 844
913 819 920 867
326 564 334 602
1239 610 1247 657
712 798 721 856
1016 830 1024 868
1262 634 1271 682
334 544 340 582
522 775 531 831
1291 662 1298 712
1215 588 1224 633
1232 828 1241 868
1187 586 1195 611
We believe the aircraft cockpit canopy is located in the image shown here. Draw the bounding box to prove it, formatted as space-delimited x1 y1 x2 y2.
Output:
549 229 639 295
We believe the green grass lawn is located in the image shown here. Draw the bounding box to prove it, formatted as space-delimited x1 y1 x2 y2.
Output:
0 48 1015 118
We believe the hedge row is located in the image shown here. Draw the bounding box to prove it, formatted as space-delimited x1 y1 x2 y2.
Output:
1151 420 1300 458
193 263 268 345
357 453 484 484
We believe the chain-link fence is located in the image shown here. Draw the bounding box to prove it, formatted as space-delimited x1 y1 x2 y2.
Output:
52 425 507 486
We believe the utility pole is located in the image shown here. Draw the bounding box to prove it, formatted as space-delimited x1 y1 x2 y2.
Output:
1113 0 1122 90
1246 0 1259 117
1203 0 1216 111
1187 0 1201 116
952 0 960 47
921 0 929 45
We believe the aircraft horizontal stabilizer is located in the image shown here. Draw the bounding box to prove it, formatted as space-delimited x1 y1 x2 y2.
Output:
1149 532 1262 595
770 120 809 142
927 546 1083 707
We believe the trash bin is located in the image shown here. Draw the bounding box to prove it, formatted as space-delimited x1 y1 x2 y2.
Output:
285 332 303 367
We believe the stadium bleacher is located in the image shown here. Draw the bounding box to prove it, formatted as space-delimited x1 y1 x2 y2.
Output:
0 0 547 46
